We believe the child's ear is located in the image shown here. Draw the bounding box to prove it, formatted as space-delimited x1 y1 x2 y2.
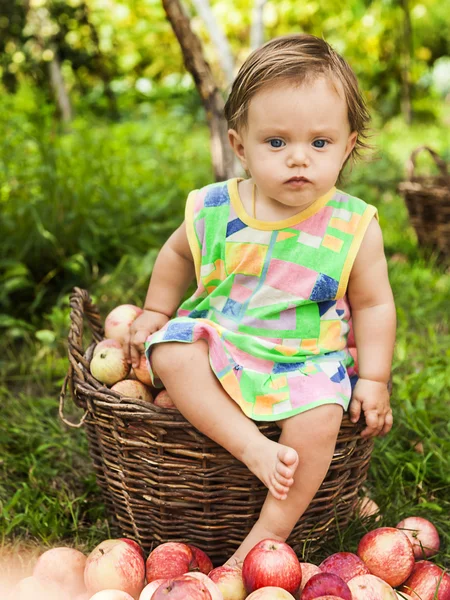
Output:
343 131 358 165
228 129 248 170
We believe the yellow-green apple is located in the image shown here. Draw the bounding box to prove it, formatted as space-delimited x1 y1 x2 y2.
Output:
396 517 440 559
132 354 152 386
154 390 176 409
105 305 143 343
119 539 145 559
90 347 130 385
302 573 352 600
398 561 450 600
151 575 212 599
84 538 145 599
33 546 87 596
94 339 122 355
245 587 296 599
90 591 135 600
348 574 398 599
8 576 70 600
187 545 213 575
357 497 382 521
357 527 415 587
146 542 197 583
299 563 322 592
138 580 166 600
111 380 153 402
208 565 247 600
319 552 370 582
242 539 301 595
184 572 223 599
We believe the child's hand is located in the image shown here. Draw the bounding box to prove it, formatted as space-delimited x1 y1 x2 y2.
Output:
348 378 393 438
123 310 169 368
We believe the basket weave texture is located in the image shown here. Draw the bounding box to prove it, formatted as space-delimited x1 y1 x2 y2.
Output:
398 146 450 260
61 287 374 564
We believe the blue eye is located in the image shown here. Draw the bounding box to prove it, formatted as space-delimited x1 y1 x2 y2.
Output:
269 139 285 148
313 139 328 148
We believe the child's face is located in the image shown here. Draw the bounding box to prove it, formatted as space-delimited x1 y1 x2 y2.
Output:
229 77 357 212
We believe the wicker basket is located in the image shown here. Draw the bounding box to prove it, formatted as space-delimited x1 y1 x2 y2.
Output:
398 146 450 259
61 287 374 564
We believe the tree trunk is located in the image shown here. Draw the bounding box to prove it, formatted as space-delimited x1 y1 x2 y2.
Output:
250 0 267 50
48 49 73 123
399 0 413 124
162 0 236 181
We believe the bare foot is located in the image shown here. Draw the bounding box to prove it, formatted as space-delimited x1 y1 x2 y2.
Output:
241 437 298 500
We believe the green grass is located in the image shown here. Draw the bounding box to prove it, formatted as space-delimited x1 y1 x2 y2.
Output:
1 101 449 571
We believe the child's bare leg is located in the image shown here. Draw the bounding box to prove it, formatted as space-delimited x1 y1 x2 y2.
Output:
225 404 343 565
151 340 298 500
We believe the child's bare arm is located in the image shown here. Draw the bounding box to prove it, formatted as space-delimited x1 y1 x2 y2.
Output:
123 222 196 366
347 218 396 438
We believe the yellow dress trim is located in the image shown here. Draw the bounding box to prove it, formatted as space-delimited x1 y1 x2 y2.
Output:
184 190 201 282
228 178 336 231
336 204 379 299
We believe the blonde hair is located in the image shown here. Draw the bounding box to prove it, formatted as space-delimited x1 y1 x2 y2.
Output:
224 34 371 161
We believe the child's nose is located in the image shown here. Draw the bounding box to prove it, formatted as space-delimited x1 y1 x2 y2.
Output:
287 146 309 167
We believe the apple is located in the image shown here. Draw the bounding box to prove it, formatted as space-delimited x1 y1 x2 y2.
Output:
396 517 440 559
154 389 176 409
105 305 143 343
75 594 91 600
184 572 223 600
319 552 370 582
32 546 87 596
242 539 301 595
313 597 347 600
8 576 70 600
132 353 152 386
396 593 414 600
94 339 123 355
245 587 296 599
348 574 398 600
84 538 145 599
90 591 135 600
357 527 415 587
208 565 247 600
187 545 213 575
120 538 145 559
111 380 153 402
90 346 130 385
357 497 382 520
299 563 322 592
146 542 197 583
151 575 212 599
139 580 166 600
398 561 450 600
302 572 352 600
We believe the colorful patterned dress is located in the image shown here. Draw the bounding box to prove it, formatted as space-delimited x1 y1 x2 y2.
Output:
145 178 377 421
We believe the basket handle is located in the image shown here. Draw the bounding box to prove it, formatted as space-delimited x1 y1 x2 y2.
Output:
59 287 104 428
407 146 448 180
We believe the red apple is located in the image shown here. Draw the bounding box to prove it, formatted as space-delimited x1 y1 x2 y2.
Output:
348 574 398 599
357 527 415 587
90 591 135 600
242 539 301 595
302 572 352 600
119 539 145 559
132 353 152 386
398 561 450 600
151 575 212 599
314 597 347 600
138 579 166 600
299 563 322 592
319 552 370 582
184 572 223 600
84 538 145 599
187 545 213 574
90 346 130 385
33 546 87 596
245 587 296 599
154 389 176 408
208 565 246 600
111 379 153 402
9 576 70 600
105 305 143 343
396 517 440 559
94 339 122 355
146 542 197 583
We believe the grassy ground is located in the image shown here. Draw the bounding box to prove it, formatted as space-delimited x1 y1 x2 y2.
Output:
1 107 449 571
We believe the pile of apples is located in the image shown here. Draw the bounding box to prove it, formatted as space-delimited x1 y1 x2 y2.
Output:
7 516 449 599
89 304 174 408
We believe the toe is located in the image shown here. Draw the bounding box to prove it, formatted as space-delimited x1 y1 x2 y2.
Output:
274 470 294 487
